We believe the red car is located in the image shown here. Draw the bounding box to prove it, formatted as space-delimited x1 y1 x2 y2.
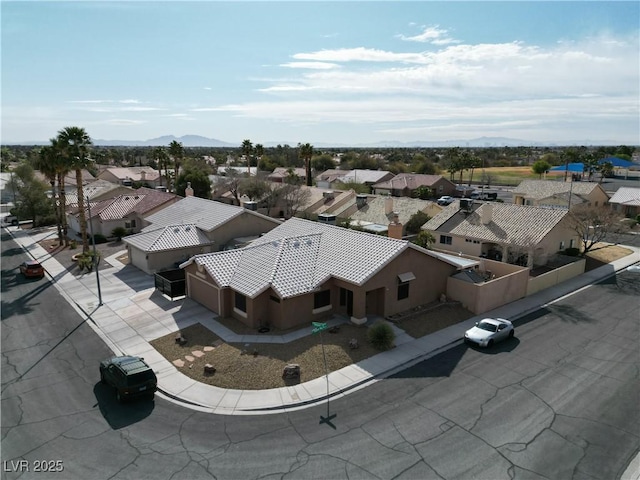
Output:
20 260 44 278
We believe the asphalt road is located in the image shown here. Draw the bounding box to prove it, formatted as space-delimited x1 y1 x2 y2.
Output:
2 228 639 480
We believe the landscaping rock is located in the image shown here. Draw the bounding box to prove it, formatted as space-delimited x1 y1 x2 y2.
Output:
328 325 340 334
349 338 359 349
282 364 301 380
175 335 187 345
204 364 216 375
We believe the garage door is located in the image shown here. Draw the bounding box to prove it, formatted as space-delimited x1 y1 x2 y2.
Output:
187 273 219 313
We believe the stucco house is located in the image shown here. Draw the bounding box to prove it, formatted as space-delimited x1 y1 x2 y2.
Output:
512 179 609 210
422 200 579 267
67 187 179 239
180 217 469 330
64 179 134 207
316 169 395 190
347 195 439 236
372 174 457 198
124 196 281 274
97 167 165 188
608 187 640 218
267 167 308 184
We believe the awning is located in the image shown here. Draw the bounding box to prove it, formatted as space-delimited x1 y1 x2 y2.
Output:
398 272 416 283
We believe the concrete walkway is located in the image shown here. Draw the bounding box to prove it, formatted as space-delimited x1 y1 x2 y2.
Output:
6 226 640 419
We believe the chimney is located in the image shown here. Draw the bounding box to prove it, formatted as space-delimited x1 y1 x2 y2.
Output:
387 212 403 239
140 170 146 181
185 182 194 197
384 196 394 215
481 204 493 225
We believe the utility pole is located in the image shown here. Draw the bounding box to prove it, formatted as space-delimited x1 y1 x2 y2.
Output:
86 197 103 306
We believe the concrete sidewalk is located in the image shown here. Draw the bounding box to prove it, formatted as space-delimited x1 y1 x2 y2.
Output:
6 226 640 418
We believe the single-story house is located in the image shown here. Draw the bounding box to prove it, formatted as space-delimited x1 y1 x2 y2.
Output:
124 195 281 274
347 196 439 236
180 217 469 330
67 187 180 238
512 179 609 210
422 200 579 267
267 167 308 184
64 179 134 207
608 187 640 218
97 167 165 188
316 169 395 190
372 174 457 198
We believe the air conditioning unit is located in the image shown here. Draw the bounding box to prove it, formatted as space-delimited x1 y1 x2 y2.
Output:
318 213 337 225
460 198 473 212
243 201 258 211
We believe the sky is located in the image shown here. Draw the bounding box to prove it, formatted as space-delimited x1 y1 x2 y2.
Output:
2 1 639 146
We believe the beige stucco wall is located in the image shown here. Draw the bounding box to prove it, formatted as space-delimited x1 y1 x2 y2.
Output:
446 267 529 314
527 258 586 295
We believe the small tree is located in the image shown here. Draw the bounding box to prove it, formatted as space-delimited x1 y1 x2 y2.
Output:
532 160 551 178
405 211 431 234
412 185 432 200
367 320 395 351
413 231 435 249
112 226 127 241
568 205 629 256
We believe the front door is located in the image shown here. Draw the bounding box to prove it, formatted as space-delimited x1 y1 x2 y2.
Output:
340 288 353 316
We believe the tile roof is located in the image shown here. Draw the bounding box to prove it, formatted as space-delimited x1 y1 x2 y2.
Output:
268 167 307 179
100 167 161 182
349 196 433 226
372 174 449 190
183 217 409 298
609 187 640 206
124 224 213 252
340 169 393 184
423 201 569 246
513 180 602 200
86 187 176 220
144 196 278 232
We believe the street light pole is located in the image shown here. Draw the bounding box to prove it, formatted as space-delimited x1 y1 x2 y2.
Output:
86 197 103 306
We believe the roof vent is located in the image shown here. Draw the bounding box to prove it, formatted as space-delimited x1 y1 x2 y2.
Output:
323 190 335 200
356 194 368 209
174 228 180 233
292 240 300 247
124 196 130 200
134 195 139 199
185 226 191 232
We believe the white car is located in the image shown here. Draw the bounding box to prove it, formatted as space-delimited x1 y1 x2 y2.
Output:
437 196 454 206
464 318 514 348
627 265 640 273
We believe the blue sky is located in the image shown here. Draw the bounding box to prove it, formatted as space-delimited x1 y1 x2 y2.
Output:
2 1 639 146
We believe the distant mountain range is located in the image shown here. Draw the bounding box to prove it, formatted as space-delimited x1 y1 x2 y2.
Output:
4 134 628 148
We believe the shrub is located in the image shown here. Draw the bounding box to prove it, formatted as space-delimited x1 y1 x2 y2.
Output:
111 226 127 241
92 233 108 244
367 320 396 351
70 240 77 249
636 214 640 224
564 247 580 257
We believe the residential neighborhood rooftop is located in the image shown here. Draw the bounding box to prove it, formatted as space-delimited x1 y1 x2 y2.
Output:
513 179 604 200
423 201 569 247
124 224 213 252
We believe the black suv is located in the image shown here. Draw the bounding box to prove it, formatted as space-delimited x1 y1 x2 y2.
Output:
100 356 157 402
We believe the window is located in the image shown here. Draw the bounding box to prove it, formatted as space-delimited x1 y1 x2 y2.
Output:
439 235 452 245
559 241 565 251
569 239 575 249
339 288 346 306
397 282 409 300
438 185 443 192
314 290 331 309
234 292 246 312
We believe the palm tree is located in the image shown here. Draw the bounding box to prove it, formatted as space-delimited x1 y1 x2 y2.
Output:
37 144 64 243
298 143 313 186
153 146 169 188
57 126 93 253
168 140 184 188
241 139 253 175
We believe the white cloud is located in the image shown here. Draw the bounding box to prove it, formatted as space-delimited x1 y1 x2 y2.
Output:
280 62 340 70
104 119 145 126
397 25 460 45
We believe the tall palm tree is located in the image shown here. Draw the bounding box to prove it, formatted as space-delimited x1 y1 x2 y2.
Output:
153 146 169 188
254 143 264 170
57 126 93 253
241 139 253 175
298 143 313 186
37 144 64 243
168 140 184 188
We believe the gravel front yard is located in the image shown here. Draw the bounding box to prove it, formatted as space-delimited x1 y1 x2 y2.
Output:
151 304 474 390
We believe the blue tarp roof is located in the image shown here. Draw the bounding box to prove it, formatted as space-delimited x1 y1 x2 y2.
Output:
549 163 584 172
599 156 636 168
